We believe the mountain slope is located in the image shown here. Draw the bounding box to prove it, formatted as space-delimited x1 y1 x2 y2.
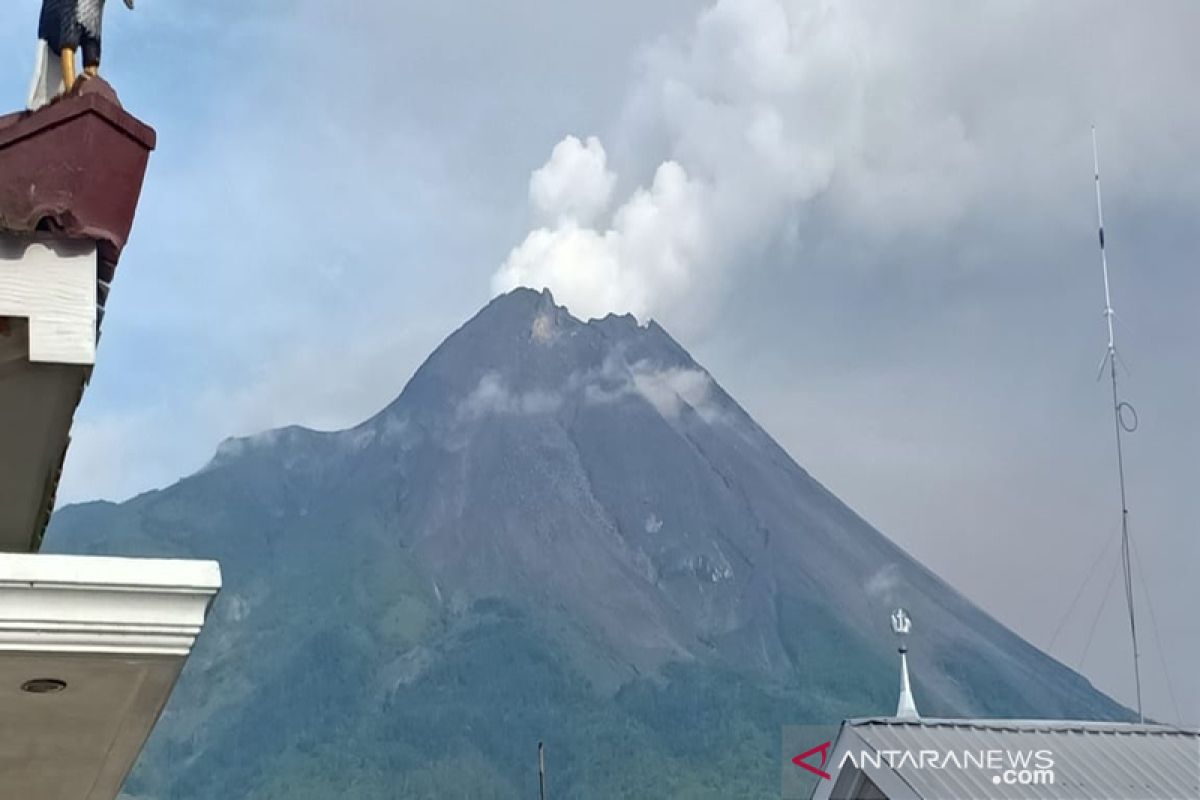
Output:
48 288 1129 799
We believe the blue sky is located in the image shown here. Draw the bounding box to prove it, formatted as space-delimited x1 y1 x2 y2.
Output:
3 0 1197 722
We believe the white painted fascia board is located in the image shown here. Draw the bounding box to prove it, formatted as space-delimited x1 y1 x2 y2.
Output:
0 236 97 365
0 554 221 657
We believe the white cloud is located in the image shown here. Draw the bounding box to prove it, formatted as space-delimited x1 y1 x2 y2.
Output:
574 351 726 424
450 350 726 428
484 0 899 328
629 361 722 422
492 0 1200 335
494 160 708 322
456 373 563 421
529 135 617 227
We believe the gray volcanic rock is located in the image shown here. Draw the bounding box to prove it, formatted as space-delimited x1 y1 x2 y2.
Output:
48 288 1129 799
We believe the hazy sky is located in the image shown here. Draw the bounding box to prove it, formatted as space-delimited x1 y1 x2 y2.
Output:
2 0 1196 723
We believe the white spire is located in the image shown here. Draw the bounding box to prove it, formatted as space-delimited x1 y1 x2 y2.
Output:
891 608 919 720
896 649 919 720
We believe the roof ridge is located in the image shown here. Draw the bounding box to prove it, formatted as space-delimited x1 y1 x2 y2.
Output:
847 717 1199 735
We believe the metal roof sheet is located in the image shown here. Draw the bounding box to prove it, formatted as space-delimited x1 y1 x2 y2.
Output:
839 718 1199 800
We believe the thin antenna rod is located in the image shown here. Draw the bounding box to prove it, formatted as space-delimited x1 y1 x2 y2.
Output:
1091 127 1143 722
538 741 547 800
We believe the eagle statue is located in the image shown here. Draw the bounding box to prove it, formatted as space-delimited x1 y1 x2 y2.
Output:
27 0 135 111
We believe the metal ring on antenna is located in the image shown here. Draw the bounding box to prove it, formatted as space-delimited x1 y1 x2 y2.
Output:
1118 402 1138 433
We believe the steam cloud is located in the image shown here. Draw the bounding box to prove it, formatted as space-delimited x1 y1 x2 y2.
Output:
491 0 985 327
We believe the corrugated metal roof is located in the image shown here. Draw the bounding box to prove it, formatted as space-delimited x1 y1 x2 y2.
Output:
840 718 1199 800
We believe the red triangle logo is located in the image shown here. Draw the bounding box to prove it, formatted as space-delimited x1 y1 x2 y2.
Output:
792 740 833 780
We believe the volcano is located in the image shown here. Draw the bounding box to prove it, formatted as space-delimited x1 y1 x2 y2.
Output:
48 288 1128 799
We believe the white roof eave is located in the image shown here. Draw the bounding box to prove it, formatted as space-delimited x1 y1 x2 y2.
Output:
0 553 221 800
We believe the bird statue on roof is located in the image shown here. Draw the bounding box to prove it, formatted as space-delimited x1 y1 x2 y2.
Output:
27 0 135 111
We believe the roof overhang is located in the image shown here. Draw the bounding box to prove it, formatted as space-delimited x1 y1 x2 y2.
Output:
0 236 98 552
0 553 220 799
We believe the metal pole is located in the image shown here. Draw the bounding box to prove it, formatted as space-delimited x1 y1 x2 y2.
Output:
1092 127 1143 722
538 741 546 800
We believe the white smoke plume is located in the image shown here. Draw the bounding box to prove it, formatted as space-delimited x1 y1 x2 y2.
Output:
528 136 617 228
492 0 1197 332
491 0 981 327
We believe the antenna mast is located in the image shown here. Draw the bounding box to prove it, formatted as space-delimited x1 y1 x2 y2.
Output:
538 741 547 800
1091 127 1143 722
